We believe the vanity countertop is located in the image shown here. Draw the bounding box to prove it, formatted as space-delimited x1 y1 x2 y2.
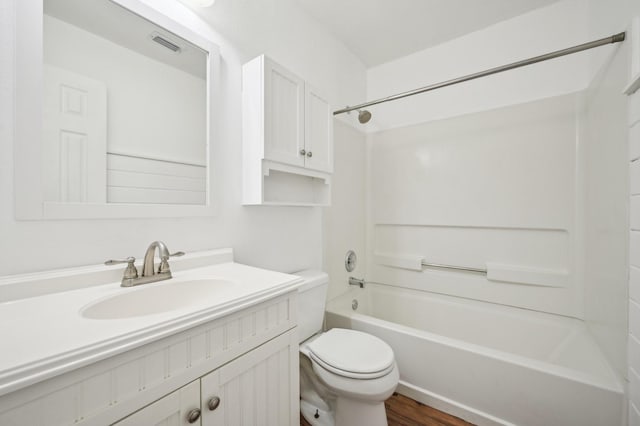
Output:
0 254 302 397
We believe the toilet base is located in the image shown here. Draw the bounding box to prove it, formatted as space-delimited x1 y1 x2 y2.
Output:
301 396 388 426
301 399 334 426
335 397 388 426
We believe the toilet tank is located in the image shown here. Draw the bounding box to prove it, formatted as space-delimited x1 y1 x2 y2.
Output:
295 270 329 343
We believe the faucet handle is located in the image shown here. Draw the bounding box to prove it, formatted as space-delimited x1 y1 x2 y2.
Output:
105 257 138 280
105 256 135 266
158 251 185 274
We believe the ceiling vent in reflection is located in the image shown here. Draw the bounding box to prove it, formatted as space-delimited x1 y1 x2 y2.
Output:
151 32 182 53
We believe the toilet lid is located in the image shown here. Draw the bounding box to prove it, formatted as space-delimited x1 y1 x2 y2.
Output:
307 329 395 379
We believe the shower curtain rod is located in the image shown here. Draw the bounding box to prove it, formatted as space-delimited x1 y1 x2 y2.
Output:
333 32 626 116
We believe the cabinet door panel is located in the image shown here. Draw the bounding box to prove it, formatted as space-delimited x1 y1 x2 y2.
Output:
264 60 305 167
113 380 200 426
201 330 299 426
304 85 333 173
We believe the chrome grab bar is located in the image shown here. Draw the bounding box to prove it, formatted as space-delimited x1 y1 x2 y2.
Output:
420 261 487 275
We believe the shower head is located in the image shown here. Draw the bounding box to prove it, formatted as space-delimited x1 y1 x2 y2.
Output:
358 109 372 124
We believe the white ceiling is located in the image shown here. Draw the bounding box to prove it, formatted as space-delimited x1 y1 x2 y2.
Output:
297 0 562 67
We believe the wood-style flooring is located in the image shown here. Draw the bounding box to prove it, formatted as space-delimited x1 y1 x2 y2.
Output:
300 392 475 426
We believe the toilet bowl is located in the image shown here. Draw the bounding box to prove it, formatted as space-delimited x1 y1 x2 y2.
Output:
296 270 399 426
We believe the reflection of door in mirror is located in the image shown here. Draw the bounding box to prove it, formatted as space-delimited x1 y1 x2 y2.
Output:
43 65 107 203
43 0 208 206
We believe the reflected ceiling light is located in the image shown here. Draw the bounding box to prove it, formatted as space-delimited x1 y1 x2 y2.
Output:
179 0 216 7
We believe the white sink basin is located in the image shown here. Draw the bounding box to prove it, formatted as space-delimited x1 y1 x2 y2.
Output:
80 279 235 319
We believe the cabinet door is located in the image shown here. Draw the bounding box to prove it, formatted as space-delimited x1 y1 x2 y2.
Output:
201 330 299 426
304 84 333 173
113 380 201 426
264 59 305 167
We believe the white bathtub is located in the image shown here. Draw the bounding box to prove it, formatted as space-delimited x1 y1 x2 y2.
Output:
325 284 624 426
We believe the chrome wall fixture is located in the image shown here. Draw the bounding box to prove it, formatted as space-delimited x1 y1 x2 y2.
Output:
345 250 357 272
348 276 365 288
334 32 626 121
420 260 486 275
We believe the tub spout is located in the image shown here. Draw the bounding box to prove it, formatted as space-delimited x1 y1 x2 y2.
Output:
349 277 365 288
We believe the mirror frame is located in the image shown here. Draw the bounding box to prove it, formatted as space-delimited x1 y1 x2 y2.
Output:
14 0 220 220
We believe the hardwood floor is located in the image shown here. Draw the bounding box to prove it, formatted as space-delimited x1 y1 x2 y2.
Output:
300 392 475 426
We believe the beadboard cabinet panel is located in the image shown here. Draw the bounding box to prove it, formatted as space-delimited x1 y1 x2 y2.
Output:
201 330 299 426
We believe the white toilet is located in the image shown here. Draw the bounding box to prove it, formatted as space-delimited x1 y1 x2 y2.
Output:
296 270 399 426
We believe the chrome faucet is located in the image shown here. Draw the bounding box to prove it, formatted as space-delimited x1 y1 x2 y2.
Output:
142 240 171 278
105 241 184 287
348 277 365 288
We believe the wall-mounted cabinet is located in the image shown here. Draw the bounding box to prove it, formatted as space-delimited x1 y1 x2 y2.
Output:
243 55 333 206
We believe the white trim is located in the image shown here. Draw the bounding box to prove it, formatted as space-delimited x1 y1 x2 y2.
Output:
262 159 332 183
625 72 640 96
107 149 207 168
396 381 516 426
42 201 214 219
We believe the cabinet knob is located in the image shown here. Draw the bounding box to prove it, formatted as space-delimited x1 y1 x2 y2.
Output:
187 408 201 423
306 151 313 158
299 149 306 156
207 396 221 411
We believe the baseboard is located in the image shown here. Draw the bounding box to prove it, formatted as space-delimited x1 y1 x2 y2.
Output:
396 381 515 426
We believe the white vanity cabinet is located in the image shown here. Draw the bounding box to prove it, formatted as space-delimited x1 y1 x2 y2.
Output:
0 290 299 426
114 330 298 426
243 55 333 206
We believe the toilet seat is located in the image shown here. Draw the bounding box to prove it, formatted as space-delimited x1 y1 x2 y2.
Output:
306 328 395 379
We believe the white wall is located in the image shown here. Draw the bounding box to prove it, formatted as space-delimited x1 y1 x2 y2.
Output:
323 121 366 301
365 0 593 132
586 0 640 420
582 36 629 382
628 87 640 426
44 15 206 165
0 0 367 275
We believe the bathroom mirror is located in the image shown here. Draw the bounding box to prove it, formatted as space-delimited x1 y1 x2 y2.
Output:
14 0 220 219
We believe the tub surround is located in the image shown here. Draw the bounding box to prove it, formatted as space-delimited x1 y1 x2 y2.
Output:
0 248 302 424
